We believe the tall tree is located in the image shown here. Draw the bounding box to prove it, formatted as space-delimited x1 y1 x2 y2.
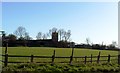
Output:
86 38 90 45
42 33 47 40
36 32 42 40
46 33 50 39
66 30 71 42
14 26 26 38
24 32 32 40
62 30 71 42
58 29 64 41
51 27 57 33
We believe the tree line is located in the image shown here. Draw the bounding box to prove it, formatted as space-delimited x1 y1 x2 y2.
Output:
3 26 71 42
1 26 118 49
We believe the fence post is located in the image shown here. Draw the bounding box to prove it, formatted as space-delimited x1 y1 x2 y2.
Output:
108 54 110 63
31 55 34 63
52 50 55 65
69 56 73 65
4 54 8 67
97 55 100 63
118 55 120 65
91 54 92 63
97 51 101 63
69 43 75 65
99 51 101 56
84 56 87 64
5 42 8 54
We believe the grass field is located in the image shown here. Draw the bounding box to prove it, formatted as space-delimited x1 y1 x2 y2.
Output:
1 47 119 64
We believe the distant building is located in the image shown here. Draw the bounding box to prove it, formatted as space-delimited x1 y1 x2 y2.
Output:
3 32 59 47
52 32 58 43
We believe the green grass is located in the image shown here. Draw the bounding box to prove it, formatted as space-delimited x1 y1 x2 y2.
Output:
2 63 120 73
2 47 118 56
1 47 119 64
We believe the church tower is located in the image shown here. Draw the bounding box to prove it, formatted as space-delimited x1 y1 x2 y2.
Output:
52 32 58 43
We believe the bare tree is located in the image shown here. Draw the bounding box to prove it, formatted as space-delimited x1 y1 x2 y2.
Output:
36 32 42 40
86 38 90 45
62 30 71 42
51 27 57 33
49 27 57 34
58 29 64 41
24 32 32 40
42 33 47 40
14 26 26 38
66 30 71 42
46 32 50 39
49 29 52 35
62 31 67 41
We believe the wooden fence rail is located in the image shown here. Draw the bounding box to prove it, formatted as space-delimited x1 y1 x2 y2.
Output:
0 54 118 67
0 51 118 67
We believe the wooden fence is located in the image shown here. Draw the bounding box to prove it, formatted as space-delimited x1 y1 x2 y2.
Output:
0 50 118 67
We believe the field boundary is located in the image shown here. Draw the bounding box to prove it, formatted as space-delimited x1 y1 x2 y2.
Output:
0 50 118 67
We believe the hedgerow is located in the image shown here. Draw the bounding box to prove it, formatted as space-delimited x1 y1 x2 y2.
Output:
2 63 120 73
